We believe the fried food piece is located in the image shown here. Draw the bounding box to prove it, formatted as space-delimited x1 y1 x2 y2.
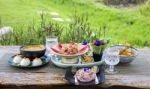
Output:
82 57 94 63
119 47 134 56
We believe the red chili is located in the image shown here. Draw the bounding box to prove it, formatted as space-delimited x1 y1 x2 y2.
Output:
58 42 62 49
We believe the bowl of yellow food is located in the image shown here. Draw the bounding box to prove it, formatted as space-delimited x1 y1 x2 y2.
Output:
108 45 138 64
20 44 46 58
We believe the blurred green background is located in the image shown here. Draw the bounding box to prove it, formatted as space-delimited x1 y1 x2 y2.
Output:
0 0 150 47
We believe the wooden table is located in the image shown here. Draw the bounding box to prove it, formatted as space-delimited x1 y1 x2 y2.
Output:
0 46 150 89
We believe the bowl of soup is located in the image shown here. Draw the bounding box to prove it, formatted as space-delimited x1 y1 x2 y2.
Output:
20 44 46 58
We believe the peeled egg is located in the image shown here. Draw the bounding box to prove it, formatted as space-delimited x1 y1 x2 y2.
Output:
13 55 22 64
20 58 30 66
32 58 42 66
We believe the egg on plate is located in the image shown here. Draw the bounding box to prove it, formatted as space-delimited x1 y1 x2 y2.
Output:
20 58 31 66
13 55 22 64
32 58 42 66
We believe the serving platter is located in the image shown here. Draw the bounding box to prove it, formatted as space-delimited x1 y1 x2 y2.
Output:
50 55 105 68
65 66 105 85
8 55 50 68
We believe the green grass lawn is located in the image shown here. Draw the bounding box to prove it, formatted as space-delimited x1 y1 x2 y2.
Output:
0 0 150 47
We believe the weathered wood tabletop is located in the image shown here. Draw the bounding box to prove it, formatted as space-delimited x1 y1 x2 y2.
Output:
0 46 150 89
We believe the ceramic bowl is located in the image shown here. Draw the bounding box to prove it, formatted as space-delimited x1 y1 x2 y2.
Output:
108 45 138 64
20 44 46 58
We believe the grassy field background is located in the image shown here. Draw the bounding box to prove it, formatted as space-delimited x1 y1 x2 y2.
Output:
0 0 150 47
